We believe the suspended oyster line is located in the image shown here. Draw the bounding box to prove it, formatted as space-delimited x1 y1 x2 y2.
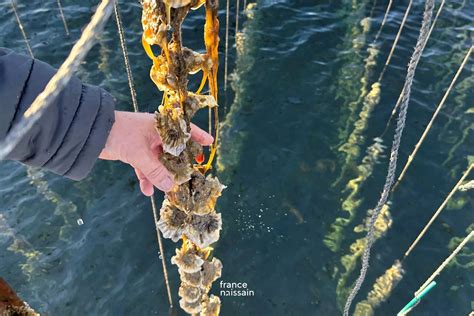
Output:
392 46 472 192
56 0 70 36
10 0 33 58
114 1 173 306
141 0 224 313
343 0 435 314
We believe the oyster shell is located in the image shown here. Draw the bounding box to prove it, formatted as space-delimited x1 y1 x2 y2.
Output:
157 199 188 242
186 212 222 248
171 246 205 273
200 295 221 316
155 105 190 156
179 283 202 303
160 151 194 184
179 270 202 287
179 298 202 314
168 172 225 215
200 258 223 291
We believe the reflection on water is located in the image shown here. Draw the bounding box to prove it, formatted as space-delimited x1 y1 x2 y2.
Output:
0 0 473 315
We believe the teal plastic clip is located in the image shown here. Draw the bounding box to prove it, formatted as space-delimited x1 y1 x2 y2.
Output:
397 281 437 315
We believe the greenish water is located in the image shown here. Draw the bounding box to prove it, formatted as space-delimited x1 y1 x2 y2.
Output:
0 0 473 315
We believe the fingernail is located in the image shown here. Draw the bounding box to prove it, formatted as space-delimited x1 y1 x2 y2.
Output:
162 177 174 192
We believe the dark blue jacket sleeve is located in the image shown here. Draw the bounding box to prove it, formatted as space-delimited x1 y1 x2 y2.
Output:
0 48 115 180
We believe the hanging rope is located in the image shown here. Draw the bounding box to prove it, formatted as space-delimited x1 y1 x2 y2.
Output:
382 0 447 135
114 0 173 307
10 0 34 58
224 0 230 92
0 0 114 161
404 163 473 258
393 45 472 191
56 0 70 36
343 1 435 314
373 0 392 43
378 0 413 82
414 230 474 297
235 0 240 35
114 1 138 112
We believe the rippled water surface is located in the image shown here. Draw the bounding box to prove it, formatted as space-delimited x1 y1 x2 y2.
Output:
0 0 473 315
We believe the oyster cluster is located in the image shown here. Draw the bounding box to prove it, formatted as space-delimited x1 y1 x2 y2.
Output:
141 1 223 314
171 239 223 314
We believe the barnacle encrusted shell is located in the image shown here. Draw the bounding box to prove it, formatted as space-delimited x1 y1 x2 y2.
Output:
160 152 194 184
201 295 221 316
179 283 202 303
186 212 222 248
157 199 188 242
180 298 202 314
179 269 202 287
168 172 226 215
155 105 190 156
200 258 223 290
171 246 205 273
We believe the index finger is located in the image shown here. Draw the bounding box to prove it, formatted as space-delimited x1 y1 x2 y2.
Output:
190 123 214 146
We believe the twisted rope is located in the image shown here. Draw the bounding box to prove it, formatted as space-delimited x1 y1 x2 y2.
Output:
10 0 34 58
113 0 173 307
0 0 114 161
343 1 435 314
224 0 230 91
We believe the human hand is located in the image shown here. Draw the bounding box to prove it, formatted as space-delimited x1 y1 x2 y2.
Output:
99 111 213 195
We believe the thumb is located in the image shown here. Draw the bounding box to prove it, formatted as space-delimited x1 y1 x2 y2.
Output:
138 152 175 192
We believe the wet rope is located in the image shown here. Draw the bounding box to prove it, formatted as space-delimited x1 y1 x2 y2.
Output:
378 0 413 82
404 163 473 258
114 1 138 112
56 0 70 36
382 0 446 135
113 0 173 307
0 0 114 161
10 0 34 58
373 0 392 43
343 1 435 315
393 45 472 191
414 230 474 297
235 0 240 35
224 0 230 92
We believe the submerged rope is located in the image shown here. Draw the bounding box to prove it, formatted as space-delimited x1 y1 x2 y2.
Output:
10 0 34 58
114 0 173 306
235 0 240 35
414 230 474 297
378 0 413 82
56 0 70 36
404 163 473 258
343 1 435 314
224 0 230 91
0 0 114 161
373 0 392 43
393 45 472 191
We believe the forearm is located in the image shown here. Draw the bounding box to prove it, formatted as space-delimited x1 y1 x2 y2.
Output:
0 48 115 180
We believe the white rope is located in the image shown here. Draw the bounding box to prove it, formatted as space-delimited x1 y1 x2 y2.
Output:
343 1 435 314
224 0 230 91
11 0 34 58
0 0 114 161
415 231 474 297
56 0 70 36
